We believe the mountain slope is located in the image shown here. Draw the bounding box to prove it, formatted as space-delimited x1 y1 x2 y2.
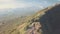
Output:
0 3 60 34
16 4 60 34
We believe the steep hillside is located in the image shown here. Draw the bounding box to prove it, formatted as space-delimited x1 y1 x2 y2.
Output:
16 4 60 34
39 4 60 34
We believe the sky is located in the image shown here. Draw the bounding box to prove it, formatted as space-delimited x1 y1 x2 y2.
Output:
0 0 60 15
0 0 60 18
0 0 60 9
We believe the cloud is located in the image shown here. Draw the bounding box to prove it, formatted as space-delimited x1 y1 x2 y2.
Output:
0 0 28 9
58 0 60 1
43 1 48 4
0 3 27 9
0 0 15 9
0 0 47 9
33 1 48 9
0 0 14 3
38 5 44 9
0 0 11 2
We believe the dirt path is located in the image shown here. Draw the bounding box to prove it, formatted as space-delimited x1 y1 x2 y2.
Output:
17 23 26 29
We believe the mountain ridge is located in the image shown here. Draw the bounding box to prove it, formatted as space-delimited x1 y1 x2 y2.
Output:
17 4 60 34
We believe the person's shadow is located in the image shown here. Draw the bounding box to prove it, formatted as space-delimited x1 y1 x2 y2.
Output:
39 4 60 34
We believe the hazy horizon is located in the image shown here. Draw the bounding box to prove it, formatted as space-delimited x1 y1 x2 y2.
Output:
0 0 60 16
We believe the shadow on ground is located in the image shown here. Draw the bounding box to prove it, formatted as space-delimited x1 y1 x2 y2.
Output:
39 4 60 34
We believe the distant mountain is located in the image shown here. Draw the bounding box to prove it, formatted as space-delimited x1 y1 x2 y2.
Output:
0 7 38 21
0 6 42 16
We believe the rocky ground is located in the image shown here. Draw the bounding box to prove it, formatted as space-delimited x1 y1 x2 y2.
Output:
26 22 41 34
